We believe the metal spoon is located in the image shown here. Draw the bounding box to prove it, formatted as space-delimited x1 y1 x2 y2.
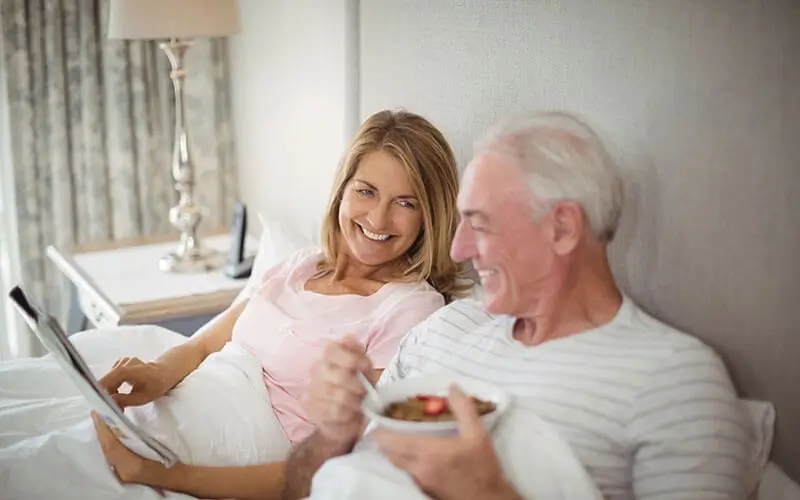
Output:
357 371 383 409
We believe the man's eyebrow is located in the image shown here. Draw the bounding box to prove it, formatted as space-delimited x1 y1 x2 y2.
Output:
461 210 490 223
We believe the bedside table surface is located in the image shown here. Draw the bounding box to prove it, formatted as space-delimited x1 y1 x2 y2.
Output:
72 234 256 307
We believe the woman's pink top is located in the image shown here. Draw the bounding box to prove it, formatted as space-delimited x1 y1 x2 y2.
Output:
231 247 445 445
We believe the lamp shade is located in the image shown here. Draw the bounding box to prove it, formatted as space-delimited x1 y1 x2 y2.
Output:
107 0 240 40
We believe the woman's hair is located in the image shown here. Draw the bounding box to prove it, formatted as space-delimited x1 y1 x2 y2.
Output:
319 109 471 302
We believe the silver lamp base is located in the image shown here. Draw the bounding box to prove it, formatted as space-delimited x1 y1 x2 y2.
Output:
158 39 223 274
158 247 225 273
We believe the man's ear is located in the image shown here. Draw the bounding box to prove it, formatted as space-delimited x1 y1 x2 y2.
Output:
551 201 584 255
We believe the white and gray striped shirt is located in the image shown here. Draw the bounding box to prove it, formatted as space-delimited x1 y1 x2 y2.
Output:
379 297 755 499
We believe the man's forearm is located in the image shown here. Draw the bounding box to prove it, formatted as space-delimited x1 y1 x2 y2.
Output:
144 460 285 500
281 432 355 500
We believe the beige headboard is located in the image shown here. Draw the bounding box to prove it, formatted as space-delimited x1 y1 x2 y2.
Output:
359 0 800 480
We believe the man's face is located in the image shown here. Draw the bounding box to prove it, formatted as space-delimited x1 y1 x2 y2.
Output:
450 153 558 316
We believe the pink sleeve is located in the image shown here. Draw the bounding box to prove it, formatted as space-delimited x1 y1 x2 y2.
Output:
365 290 445 369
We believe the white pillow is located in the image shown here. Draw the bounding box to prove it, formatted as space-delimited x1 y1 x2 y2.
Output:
743 399 777 498
758 462 800 500
235 213 319 302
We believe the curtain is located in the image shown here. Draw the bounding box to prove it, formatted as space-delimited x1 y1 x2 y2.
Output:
0 0 238 356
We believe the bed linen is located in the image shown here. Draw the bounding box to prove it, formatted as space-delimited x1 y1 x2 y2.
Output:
0 324 796 499
0 326 290 500
310 408 603 500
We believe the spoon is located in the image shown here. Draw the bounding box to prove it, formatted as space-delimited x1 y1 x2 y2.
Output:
357 371 383 409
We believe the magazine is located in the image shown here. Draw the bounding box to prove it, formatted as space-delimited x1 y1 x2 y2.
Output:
8 285 179 467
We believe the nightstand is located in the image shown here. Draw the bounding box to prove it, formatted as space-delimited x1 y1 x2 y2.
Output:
46 233 257 336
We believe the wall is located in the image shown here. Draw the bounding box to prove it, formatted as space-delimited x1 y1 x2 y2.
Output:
228 0 799 479
360 0 800 479
228 0 359 238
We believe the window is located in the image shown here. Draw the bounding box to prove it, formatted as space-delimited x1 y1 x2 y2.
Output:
0 21 28 360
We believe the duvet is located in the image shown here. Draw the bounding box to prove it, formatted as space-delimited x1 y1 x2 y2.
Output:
0 326 291 500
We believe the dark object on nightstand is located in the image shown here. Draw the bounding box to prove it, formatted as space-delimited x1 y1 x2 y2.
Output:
225 202 254 280
226 255 254 280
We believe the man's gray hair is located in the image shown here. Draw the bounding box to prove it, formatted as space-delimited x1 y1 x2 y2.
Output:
475 111 624 243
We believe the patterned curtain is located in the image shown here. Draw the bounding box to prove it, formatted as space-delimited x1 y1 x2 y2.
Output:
0 0 237 351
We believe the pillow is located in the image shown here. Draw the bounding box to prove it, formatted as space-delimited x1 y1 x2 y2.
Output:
743 399 776 498
235 213 319 302
758 462 800 500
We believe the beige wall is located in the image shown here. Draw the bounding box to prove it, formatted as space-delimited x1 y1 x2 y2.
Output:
360 0 799 479
228 0 358 238
228 0 800 479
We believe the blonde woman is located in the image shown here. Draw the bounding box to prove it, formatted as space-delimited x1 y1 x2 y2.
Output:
90 110 470 499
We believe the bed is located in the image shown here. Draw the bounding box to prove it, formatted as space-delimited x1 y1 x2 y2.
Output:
1 214 798 499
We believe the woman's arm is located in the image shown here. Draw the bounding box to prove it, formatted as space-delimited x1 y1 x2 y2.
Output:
153 298 249 390
144 460 286 500
99 299 249 404
150 368 384 500
94 384 286 500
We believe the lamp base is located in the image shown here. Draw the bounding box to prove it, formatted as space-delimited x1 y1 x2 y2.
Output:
158 247 225 273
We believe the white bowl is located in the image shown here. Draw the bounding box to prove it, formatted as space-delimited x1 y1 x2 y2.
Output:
362 375 511 436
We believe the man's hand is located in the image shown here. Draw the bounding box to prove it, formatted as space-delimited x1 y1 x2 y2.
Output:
305 337 374 449
372 385 521 500
283 338 375 500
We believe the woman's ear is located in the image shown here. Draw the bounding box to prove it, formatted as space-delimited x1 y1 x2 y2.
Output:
551 201 584 255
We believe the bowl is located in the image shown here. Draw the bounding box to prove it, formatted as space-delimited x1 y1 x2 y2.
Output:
362 375 511 436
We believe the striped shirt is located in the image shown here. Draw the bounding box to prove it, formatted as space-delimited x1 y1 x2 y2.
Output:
379 297 755 499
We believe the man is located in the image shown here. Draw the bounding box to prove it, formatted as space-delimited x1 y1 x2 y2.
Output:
282 112 755 499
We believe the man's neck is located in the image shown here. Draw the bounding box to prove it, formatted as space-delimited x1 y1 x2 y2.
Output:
513 252 623 346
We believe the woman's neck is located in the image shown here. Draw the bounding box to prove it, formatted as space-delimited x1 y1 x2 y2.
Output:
330 252 402 284
304 252 405 297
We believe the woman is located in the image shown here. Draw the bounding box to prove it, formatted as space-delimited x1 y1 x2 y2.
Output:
90 109 470 499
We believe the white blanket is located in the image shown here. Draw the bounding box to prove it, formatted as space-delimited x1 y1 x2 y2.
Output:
0 326 291 500
310 407 602 500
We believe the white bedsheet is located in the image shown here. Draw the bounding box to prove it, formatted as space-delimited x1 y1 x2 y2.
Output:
0 326 291 500
310 408 603 500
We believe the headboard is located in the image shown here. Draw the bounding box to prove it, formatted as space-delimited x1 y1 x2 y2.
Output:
358 0 800 480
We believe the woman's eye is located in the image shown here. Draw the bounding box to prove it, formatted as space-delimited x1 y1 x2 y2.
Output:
356 188 374 197
398 200 416 210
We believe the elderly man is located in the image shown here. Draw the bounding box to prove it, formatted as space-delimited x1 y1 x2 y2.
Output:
282 112 755 500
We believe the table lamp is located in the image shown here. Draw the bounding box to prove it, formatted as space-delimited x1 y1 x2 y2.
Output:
107 0 240 273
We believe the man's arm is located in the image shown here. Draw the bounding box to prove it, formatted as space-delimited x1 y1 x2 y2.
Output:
282 431 357 500
283 336 394 499
282 367 382 499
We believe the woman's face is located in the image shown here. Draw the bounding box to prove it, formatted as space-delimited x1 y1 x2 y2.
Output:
338 150 424 269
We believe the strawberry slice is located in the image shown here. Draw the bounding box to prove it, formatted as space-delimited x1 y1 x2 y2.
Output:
423 396 446 415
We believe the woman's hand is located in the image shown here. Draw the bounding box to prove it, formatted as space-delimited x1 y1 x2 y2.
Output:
91 411 155 484
305 338 374 449
98 357 170 408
